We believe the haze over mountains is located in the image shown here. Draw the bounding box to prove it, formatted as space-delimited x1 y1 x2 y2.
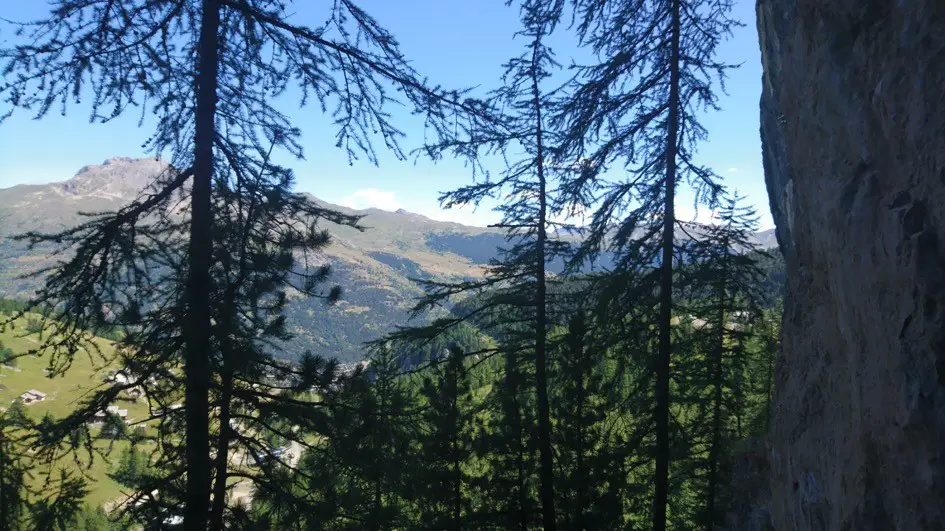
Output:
0 157 777 361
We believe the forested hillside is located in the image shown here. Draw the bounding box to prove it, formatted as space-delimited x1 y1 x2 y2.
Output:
0 1 795 530
0 158 780 362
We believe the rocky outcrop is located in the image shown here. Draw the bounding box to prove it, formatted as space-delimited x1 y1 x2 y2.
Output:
724 437 773 530
757 0 945 529
65 156 170 199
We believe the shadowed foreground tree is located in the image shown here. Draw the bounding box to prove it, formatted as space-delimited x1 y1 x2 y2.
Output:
550 0 738 527
676 194 766 528
0 0 487 527
0 404 28 531
473 337 538 530
248 347 420 531
414 346 476 530
550 311 629 530
388 1 571 527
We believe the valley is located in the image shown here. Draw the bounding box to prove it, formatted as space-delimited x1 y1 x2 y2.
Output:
0 158 778 362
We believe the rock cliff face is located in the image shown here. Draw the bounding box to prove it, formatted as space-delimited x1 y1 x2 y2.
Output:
757 0 945 529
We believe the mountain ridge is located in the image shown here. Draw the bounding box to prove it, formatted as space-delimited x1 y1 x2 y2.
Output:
0 157 778 361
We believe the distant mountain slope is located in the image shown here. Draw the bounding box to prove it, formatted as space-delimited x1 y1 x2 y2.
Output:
0 158 779 361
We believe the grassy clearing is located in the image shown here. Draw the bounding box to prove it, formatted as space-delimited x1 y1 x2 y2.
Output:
0 316 150 422
28 438 153 510
1 314 153 508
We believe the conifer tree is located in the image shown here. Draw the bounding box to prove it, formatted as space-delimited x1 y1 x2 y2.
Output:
678 194 764 529
247 369 372 530
392 2 571 527
550 0 737 527
414 346 475 530
1 1 486 526
755 299 781 432
250 347 419 531
0 406 27 531
362 350 418 530
113 447 146 488
201 157 355 530
550 312 629 530
473 343 538 530
0 341 15 368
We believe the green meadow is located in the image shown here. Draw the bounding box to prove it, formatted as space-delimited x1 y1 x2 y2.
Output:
1 315 153 509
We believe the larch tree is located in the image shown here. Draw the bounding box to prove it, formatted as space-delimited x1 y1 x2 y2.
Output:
0 1 486 528
550 0 737 528
677 193 765 528
390 1 571 527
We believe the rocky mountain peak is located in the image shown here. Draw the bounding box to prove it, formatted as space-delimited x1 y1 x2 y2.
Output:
66 156 169 199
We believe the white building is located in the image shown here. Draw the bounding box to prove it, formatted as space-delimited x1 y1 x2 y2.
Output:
20 389 47 404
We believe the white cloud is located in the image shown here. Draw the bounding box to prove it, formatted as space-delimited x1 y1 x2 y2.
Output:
725 167 743 174
338 188 401 211
676 204 720 225
418 202 498 227
333 188 769 231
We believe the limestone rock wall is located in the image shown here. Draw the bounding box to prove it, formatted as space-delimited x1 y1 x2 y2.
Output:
757 0 945 528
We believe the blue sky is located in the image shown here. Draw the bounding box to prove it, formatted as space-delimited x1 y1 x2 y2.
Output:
0 0 771 229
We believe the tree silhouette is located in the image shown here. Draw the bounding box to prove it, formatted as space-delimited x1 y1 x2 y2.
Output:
387 1 572 527
0 406 27 531
551 0 738 527
674 194 765 528
551 311 629 529
414 346 475 530
1 0 488 527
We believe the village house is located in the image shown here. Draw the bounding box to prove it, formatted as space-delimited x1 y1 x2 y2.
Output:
154 403 182 418
107 405 129 419
124 386 144 401
103 369 133 386
20 389 47 404
91 405 129 424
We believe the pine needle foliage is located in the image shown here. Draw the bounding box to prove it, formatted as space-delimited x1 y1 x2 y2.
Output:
413 346 476 531
674 194 767 529
381 2 573 527
547 0 739 527
0 1 489 527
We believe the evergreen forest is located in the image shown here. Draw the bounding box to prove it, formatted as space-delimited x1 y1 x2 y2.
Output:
0 1 784 529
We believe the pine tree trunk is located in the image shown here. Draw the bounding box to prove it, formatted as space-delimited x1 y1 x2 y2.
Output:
510 353 528 531
573 316 587 531
209 245 235 530
185 0 219 527
450 359 462 531
653 1 681 529
734 334 745 440
706 278 727 530
532 38 557 531
209 368 233 531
